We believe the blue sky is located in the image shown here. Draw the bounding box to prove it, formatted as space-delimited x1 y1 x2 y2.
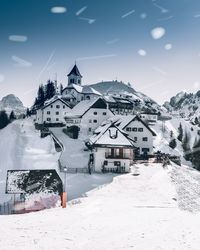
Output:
1 0 200 106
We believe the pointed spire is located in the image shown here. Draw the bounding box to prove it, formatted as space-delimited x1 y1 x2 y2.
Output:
67 64 82 77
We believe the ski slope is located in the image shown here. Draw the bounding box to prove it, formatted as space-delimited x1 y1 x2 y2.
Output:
1 164 200 250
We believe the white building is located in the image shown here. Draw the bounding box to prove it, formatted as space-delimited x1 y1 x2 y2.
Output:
35 96 71 125
86 123 135 173
139 112 158 125
62 64 102 105
65 97 113 136
103 95 133 115
115 115 156 155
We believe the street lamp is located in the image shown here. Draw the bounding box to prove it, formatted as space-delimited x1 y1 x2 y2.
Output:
61 166 67 208
63 166 67 191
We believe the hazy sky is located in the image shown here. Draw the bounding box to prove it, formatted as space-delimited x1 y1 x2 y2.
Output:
1 0 200 107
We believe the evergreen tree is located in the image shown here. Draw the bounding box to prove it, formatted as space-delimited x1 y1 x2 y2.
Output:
169 138 177 149
34 84 45 108
191 138 200 170
194 117 199 125
26 108 31 117
9 110 16 121
0 110 10 129
60 83 63 94
177 123 183 142
170 130 174 138
182 131 191 161
45 80 56 100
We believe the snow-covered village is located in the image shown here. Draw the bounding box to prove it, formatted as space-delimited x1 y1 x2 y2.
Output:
1 1 200 249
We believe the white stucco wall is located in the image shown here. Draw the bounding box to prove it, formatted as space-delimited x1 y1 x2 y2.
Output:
36 100 71 124
68 74 81 85
80 108 113 135
62 88 84 102
140 114 158 122
93 147 131 173
124 120 154 154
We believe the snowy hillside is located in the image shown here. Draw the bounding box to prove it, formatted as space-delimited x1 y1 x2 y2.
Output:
0 94 26 115
153 117 200 165
0 119 59 203
164 90 200 123
88 80 163 113
1 163 200 249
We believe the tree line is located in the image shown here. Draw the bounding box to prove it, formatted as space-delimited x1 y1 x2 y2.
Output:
0 110 16 129
169 123 200 170
33 80 63 109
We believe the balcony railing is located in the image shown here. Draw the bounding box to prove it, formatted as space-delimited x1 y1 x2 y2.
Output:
105 153 131 159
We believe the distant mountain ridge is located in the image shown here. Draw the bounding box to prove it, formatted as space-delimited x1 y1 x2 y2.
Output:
0 94 26 114
163 90 200 122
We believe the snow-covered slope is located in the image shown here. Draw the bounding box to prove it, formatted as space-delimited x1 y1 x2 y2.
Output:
1 164 200 250
164 90 200 123
0 94 26 115
153 117 199 165
0 119 59 203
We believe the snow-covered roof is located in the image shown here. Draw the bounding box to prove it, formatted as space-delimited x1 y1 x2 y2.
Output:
42 95 71 109
103 95 116 103
113 115 157 136
88 123 135 147
82 86 102 96
65 97 105 118
62 84 101 96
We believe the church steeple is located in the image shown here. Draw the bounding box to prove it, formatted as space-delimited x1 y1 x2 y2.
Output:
67 64 82 86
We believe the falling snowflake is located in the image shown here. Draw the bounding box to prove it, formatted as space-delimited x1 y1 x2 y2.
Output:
165 43 172 50
51 7 67 14
138 49 147 56
140 13 147 19
9 35 27 42
151 27 166 40
76 6 87 16
12 55 32 67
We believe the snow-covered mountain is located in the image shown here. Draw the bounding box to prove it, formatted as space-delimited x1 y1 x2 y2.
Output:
163 90 200 123
88 80 164 113
0 94 26 115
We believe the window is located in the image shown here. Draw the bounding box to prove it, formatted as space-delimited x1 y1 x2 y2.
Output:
134 137 137 142
47 111 50 115
89 119 92 123
126 127 131 132
63 105 65 109
78 80 81 84
88 128 92 132
70 79 74 83
56 105 60 109
56 118 59 121
47 118 51 121
51 105 53 108
93 120 97 123
138 128 143 132
94 112 97 115
142 148 149 152
132 127 137 132
103 112 107 116
143 137 148 141
56 111 59 115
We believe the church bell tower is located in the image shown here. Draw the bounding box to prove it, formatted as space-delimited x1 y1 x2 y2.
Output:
67 64 82 86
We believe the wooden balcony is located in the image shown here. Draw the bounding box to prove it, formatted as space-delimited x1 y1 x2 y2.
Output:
105 153 132 160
